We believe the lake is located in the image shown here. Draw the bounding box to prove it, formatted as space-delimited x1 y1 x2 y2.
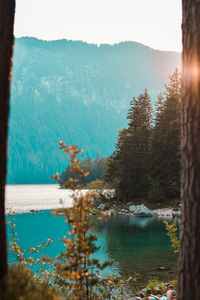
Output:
6 184 178 290
7 212 178 290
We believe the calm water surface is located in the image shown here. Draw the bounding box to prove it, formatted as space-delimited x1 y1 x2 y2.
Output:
7 211 178 289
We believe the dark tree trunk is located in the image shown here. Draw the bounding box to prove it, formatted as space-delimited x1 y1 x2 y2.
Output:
0 1 15 281
179 1 200 299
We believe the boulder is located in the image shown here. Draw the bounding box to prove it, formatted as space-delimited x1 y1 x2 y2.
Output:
120 208 128 214
129 205 137 212
97 203 106 210
104 209 114 216
133 204 157 217
172 211 181 217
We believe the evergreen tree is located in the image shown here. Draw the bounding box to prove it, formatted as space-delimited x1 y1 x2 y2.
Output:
103 128 128 189
104 89 152 202
149 69 181 203
117 89 152 202
104 73 181 205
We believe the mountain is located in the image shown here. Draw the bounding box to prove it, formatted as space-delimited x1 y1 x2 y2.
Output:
7 37 181 184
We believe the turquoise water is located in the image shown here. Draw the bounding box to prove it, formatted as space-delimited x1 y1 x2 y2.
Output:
7 211 178 289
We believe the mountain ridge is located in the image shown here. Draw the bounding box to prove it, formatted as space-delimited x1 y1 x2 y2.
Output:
15 36 181 53
8 37 181 183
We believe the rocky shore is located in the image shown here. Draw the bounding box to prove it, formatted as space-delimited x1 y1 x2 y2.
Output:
91 190 181 219
95 201 180 220
5 185 181 219
99 205 179 218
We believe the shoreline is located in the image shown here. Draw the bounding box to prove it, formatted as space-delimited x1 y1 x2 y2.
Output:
6 206 176 218
102 207 176 218
5 185 179 217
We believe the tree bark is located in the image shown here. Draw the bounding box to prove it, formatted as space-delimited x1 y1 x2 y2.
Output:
0 1 15 281
179 1 200 299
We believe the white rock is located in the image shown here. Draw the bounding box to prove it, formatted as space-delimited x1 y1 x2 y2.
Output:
97 203 106 210
133 204 157 217
172 211 181 217
129 205 136 212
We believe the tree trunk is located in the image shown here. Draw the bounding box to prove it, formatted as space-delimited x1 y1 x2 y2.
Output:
179 1 200 299
0 1 15 281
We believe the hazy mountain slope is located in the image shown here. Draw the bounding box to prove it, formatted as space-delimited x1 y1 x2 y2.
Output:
7 37 181 183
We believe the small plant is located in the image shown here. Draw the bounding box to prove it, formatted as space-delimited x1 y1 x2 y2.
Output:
86 179 104 191
0 264 60 300
52 207 72 215
8 214 54 270
97 274 135 300
51 141 113 299
146 279 166 295
163 217 180 253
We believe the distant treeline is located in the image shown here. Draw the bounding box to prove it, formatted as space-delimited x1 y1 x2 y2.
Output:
58 157 107 187
103 69 181 204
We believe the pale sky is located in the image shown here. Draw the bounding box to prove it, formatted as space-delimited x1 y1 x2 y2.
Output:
14 0 182 52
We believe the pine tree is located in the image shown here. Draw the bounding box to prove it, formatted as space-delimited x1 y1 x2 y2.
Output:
104 89 152 203
118 89 152 202
103 128 128 190
150 69 181 203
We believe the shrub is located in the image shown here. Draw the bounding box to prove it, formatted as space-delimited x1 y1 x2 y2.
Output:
0 264 60 300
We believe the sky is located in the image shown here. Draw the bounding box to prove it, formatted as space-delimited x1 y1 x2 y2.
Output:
14 0 182 52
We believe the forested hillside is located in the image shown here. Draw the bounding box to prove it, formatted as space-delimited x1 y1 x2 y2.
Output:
8 37 181 183
104 70 181 204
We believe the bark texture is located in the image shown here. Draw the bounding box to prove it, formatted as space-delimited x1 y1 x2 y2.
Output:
0 1 15 281
179 1 200 299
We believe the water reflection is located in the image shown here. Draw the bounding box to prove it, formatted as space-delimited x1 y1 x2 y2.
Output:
128 216 155 228
99 216 178 288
